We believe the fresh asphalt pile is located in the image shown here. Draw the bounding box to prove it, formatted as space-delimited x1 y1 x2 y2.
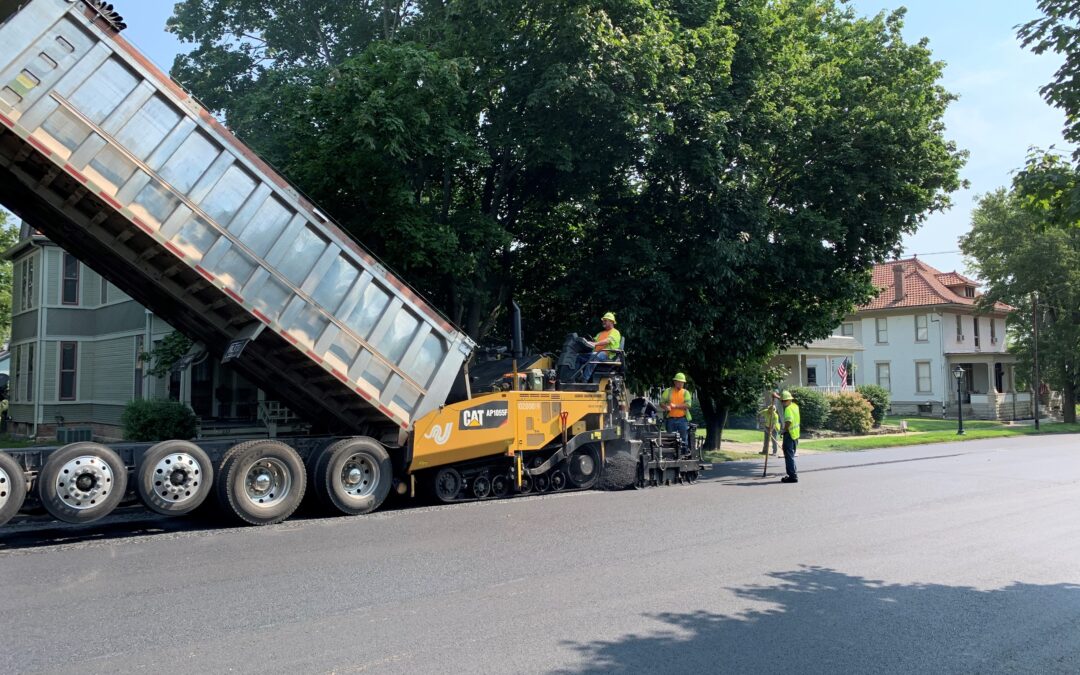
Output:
598 452 637 490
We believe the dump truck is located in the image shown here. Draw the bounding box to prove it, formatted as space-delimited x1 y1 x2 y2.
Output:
0 0 707 529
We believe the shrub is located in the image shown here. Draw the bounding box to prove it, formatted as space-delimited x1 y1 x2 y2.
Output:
122 399 197 441
789 386 829 430
826 392 874 434
856 384 891 427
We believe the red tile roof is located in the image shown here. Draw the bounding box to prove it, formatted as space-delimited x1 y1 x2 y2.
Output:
934 271 978 287
858 258 1013 313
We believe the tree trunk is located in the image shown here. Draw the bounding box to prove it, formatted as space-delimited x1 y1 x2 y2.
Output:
1063 375 1077 424
699 393 725 451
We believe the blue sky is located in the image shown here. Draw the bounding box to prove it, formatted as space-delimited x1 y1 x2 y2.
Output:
88 2 1080 279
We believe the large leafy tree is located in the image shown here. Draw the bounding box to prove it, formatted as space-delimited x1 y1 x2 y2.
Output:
169 0 963 447
1020 1 1080 159
520 2 965 445
962 154 1080 423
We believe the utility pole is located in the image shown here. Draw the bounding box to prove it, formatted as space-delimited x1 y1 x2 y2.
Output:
1032 292 1040 431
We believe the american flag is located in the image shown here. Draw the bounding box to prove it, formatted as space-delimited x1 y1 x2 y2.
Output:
837 358 850 391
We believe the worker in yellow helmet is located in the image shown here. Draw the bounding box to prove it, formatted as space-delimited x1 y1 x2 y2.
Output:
660 373 693 449
772 390 800 483
580 312 621 381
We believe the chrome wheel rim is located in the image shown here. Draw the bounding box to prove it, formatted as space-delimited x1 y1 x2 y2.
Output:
54 455 113 510
244 458 291 507
152 452 204 505
0 464 11 508
339 453 378 499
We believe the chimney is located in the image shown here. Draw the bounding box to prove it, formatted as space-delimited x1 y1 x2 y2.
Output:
893 264 905 302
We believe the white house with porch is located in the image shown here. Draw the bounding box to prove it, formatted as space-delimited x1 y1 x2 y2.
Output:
775 336 863 395
845 259 1030 420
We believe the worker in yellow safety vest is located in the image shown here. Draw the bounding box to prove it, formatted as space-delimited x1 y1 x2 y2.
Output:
759 402 780 456
660 373 693 449
772 390 800 483
580 312 622 381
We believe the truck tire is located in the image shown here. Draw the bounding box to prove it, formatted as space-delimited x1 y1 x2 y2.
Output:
311 437 392 516
216 440 305 526
0 451 28 526
136 440 214 516
37 443 128 524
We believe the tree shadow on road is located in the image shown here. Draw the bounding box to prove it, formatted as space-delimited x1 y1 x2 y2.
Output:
560 566 1080 674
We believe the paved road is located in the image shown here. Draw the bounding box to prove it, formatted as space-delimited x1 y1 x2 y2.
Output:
3 435 1080 674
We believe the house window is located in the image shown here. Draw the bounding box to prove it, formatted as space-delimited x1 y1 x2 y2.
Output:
876 317 888 344
807 366 817 386
841 322 854 337
964 286 975 298
973 316 980 348
915 314 928 342
876 363 891 391
25 343 34 401
956 315 963 342
62 252 80 305
59 342 77 401
916 361 932 394
11 347 19 403
134 335 144 399
20 256 35 310
990 318 997 344
100 277 109 305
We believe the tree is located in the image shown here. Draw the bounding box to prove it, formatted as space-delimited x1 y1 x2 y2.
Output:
961 155 1080 423
0 209 18 345
1019 2 1080 160
170 1 964 448
521 2 965 447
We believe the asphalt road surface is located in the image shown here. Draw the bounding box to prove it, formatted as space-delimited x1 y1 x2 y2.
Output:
3 434 1080 674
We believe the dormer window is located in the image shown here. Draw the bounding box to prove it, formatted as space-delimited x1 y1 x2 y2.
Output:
964 286 975 298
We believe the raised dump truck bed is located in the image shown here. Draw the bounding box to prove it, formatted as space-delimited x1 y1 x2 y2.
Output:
0 0 474 443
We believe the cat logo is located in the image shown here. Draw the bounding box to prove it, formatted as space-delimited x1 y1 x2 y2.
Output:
460 401 510 430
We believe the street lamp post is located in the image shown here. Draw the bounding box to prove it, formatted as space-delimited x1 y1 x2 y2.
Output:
953 365 965 435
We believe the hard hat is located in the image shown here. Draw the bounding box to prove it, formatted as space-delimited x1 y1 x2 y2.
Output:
780 390 794 401
601 312 616 323
672 373 687 383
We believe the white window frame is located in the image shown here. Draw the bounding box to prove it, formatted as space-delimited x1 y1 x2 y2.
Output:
916 360 932 394
19 255 36 311
956 315 964 342
61 252 80 306
841 322 854 337
876 362 891 391
915 314 929 342
876 317 888 344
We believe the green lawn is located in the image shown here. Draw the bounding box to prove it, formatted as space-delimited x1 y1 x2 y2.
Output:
697 415 1080 460
799 417 1080 452
695 427 762 444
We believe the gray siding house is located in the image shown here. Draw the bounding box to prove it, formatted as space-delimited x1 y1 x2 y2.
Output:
4 222 297 440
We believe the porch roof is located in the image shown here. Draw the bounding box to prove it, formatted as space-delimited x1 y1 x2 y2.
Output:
782 335 863 355
944 352 1018 363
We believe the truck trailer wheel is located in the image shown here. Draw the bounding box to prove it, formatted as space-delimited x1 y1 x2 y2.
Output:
0 451 28 526
216 440 305 526
37 443 128 524
311 437 392 516
136 440 214 516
